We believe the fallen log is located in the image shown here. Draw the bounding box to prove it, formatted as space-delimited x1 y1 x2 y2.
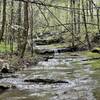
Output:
24 78 69 84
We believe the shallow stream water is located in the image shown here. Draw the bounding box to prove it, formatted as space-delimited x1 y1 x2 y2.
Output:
0 52 99 100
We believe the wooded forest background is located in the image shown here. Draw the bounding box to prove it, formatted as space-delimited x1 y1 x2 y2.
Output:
0 0 100 58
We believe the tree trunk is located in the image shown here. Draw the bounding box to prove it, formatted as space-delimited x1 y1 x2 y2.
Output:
30 5 34 56
20 1 29 58
10 0 14 54
17 1 22 55
70 0 75 48
82 0 91 50
77 0 80 34
97 9 100 33
0 0 7 42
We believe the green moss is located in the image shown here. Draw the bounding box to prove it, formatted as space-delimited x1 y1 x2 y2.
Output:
80 51 100 69
77 51 100 100
0 42 9 52
81 51 100 58
94 47 100 50
71 61 80 66
90 60 100 69
92 71 100 100
93 88 100 100
0 42 16 53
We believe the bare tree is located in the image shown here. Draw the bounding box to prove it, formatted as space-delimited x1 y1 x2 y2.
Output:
20 1 29 58
17 1 22 55
9 0 14 54
82 0 92 50
97 9 100 33
0 0 7 42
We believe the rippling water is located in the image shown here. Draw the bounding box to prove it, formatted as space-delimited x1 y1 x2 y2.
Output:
0 53 98 100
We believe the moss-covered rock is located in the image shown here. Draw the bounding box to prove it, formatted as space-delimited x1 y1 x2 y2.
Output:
92 33 100 43
34 37 64 45
0 83 16 92
91 48 100 54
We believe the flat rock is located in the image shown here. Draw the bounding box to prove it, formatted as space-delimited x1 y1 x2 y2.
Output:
0 73 18 79
34 37 64 45
34 47 77 55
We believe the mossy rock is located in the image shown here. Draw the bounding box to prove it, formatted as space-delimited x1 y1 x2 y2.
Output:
91 48 100 54
93 88 100 100
92 33 100 43
34 49 54 55
0 83 16 92
34 37 64 45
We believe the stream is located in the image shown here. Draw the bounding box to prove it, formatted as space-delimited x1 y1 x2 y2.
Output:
0 52 99 100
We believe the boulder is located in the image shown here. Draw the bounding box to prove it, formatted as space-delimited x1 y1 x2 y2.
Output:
0 83 16 92
92 33 100 43
1 68 9 73
1 63 14 73
34 37 64 45
0 85 9 90
34 47 78 55
34 49 54 55
91 48 100 53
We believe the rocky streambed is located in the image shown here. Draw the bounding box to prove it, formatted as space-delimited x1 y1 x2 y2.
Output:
0 52 99 100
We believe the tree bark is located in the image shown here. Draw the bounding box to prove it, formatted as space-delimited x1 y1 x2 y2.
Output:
97 9 100 33
17 1 22 55
0 0 7 42
9 0 14 54
30 5 34 56
20 1 29 58
82 0 91 50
